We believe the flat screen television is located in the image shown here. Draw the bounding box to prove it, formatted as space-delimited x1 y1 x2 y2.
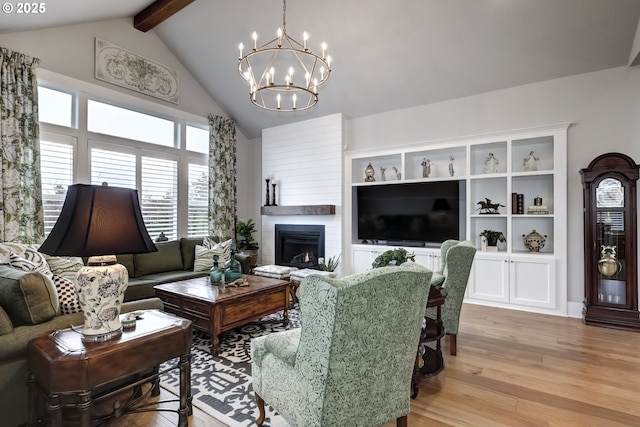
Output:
356 180 464 246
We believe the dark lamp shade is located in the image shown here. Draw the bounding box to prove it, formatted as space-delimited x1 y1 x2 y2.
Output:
39 184 158 257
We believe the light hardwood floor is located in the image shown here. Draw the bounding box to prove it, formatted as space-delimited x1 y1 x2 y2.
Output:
101 303 640 426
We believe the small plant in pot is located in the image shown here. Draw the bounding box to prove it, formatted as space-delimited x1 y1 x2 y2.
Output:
371 248 416 268
479 229 506 251
236 218 259 268
319 254 341 272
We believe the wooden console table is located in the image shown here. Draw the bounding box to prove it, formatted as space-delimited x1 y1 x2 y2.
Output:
412 285 447 398
27 310 192 427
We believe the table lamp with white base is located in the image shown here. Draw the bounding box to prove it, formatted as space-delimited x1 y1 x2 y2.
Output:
39 183 157 342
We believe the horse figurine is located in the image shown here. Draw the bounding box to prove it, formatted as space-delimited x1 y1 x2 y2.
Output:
477 198 504 214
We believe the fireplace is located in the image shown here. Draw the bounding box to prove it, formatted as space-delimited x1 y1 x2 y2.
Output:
275 224 325 269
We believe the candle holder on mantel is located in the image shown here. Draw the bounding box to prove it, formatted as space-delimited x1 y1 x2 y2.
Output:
264 178 271 206
271 181 278 206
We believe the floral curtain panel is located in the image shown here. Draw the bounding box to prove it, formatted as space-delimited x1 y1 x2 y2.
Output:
208 114 237 240
0 47 44 244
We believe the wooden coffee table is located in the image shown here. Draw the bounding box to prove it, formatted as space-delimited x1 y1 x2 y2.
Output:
155 275 290 355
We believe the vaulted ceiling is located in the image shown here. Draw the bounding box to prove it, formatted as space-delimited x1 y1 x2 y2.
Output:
2 0 640 139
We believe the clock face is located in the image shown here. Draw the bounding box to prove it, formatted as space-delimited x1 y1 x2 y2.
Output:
597 178 624 208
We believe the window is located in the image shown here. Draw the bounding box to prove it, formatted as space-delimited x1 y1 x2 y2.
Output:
38 80 209 241
186 125 209 153
141 157 178 240
188 163 209 236
40 135 74 235
87 100 175 147
90 147 136 189
38 87 74 128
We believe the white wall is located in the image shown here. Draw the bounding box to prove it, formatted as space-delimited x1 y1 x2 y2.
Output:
346 66 640 315
261 114 343 274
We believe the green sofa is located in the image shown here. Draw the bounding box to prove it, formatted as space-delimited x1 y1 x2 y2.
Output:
120 237 251 301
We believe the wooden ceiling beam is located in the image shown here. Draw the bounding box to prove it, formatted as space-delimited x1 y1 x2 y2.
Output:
134 0 195 32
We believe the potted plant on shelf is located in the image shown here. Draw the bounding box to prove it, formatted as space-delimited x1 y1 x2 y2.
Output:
371 248 416 268
479 230 506 251
236 218 259 268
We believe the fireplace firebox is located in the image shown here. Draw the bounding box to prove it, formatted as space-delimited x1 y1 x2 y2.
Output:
275 224 325 270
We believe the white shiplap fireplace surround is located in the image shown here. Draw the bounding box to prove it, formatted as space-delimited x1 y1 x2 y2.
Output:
261 114 344 276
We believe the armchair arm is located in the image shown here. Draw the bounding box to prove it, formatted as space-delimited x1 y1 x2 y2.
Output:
264 328 301 367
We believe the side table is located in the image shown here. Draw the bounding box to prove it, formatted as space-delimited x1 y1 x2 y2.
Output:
412 285 447 398
27 310 192 427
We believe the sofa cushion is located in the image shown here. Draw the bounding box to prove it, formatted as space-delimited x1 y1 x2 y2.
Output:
51 274 81 315
0 306 13 335
0 265 59 326
134 240 183 277
179 237 204 271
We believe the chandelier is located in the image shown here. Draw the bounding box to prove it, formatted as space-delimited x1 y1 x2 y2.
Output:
238 0 332 112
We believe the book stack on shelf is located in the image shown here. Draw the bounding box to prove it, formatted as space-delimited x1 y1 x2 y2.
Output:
511 193 525 214
527 205 549 214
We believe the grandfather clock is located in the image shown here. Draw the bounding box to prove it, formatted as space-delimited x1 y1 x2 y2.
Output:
580 153 639 330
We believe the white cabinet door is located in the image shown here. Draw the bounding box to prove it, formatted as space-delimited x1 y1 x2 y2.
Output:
467 254 509 302
413 248 441 272
351 248 378 274
509 255 556 309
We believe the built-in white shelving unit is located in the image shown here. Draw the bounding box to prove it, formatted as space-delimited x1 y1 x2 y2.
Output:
344 124 568 316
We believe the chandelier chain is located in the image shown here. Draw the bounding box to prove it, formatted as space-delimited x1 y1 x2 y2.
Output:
282 0 287 32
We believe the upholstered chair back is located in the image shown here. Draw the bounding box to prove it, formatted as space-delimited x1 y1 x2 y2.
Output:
430 239 459 286
428 240 476 355
251 262 432 427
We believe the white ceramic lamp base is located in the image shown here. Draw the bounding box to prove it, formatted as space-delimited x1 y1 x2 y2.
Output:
75 255 129 342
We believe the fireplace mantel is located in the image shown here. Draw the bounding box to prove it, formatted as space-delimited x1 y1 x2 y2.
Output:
261 205 336 216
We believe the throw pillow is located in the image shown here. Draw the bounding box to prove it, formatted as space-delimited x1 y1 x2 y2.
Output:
193 240 232 272
9 253 37 272
22 247 53 276
202 235 218 249
0 265 59 326
0 306 14 336
51 274 81 315
43 255 84 282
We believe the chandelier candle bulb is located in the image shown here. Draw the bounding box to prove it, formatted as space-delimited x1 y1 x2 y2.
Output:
252 31 257 50
303 31 308 50
292 94 297 109
239 42 243 59
322 42 327 58
277 28 282 46
277 94 281 109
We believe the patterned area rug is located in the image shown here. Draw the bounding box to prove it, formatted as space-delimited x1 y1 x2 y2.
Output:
160 309 300 427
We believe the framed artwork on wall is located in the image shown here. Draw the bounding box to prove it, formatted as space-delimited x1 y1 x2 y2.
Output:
95 38 179 104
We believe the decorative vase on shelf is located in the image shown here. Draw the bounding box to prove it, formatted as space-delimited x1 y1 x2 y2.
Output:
523 229 547 252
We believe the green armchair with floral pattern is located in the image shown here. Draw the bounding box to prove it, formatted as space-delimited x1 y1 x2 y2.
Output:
426 240 476 356
251 262 432 427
